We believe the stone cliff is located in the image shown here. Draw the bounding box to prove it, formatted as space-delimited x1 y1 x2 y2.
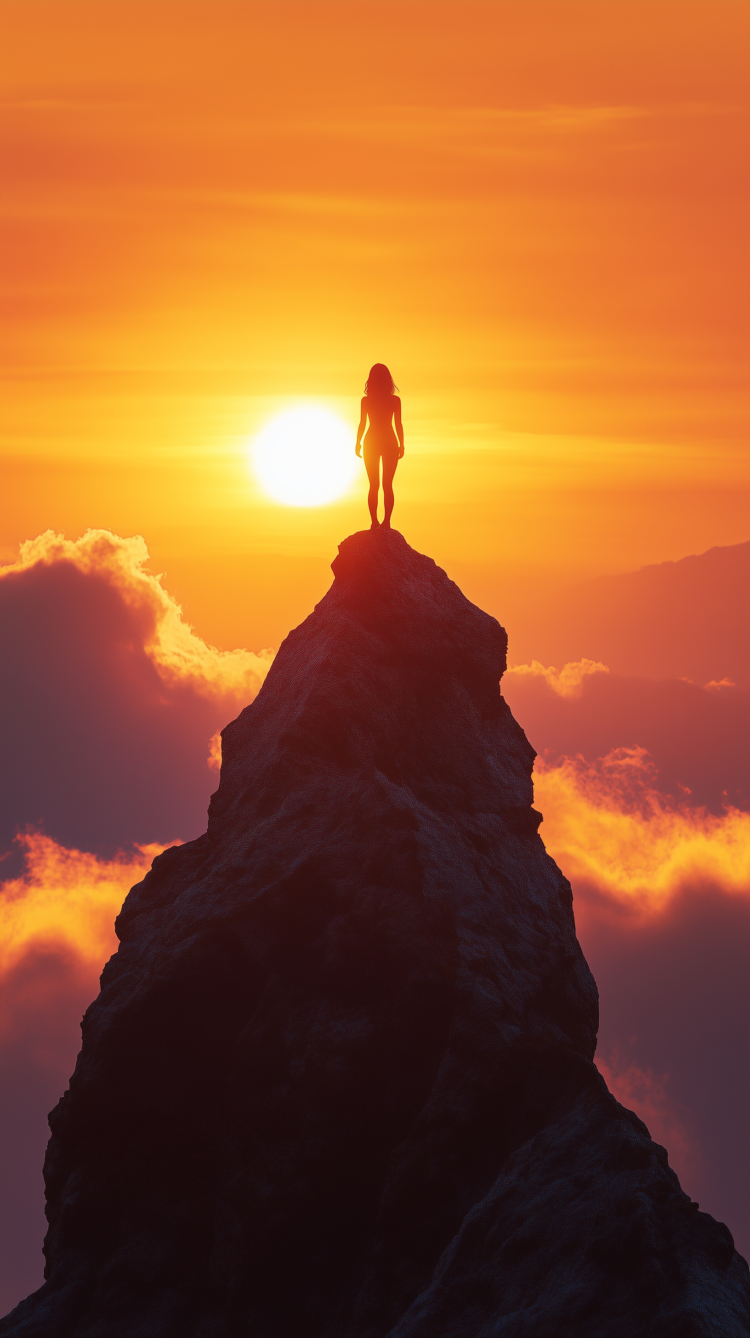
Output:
3 529 748 1337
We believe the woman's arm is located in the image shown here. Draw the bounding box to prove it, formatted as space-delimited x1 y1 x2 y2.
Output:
394 397 404 457
355 399 368 456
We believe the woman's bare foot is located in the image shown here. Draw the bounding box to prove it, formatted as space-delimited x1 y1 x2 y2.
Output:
370 519 380 529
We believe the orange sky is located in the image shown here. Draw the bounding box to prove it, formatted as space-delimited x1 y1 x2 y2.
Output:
2 0 748 652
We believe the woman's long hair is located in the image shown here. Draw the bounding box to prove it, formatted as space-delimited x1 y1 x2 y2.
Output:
365 363 398 396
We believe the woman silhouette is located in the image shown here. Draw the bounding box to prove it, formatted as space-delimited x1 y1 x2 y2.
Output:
355 364 404 529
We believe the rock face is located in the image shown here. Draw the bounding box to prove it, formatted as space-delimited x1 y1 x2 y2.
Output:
3 529 748 1338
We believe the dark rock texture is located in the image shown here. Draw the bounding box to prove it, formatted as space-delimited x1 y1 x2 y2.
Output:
3 529 748 1337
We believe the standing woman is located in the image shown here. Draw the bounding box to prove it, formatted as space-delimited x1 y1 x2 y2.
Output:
355 364 404 529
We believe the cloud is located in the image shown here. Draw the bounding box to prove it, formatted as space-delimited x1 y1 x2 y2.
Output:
505 657 609 698
207 730 223 773
3 529 273 700
581 880 750 1260
535 746 750 918
0 530 274 855
0 832 165 1312
0 831 165 989
503 662 750 813
535 744 750 1256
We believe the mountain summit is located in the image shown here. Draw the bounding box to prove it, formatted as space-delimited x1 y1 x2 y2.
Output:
3 529 747 1337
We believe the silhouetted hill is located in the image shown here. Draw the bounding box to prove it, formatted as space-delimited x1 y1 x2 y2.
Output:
3 531 747 1338
508 541 750 686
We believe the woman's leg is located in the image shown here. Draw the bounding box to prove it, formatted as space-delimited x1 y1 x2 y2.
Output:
382 453 398 527
363 447 381 526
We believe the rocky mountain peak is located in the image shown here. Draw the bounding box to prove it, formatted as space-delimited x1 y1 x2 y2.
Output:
3 530 747 1337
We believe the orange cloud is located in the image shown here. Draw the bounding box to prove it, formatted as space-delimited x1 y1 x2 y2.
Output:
1 530 274 703
207 730 222 773
535 746 750 917
0 831 177 1308
0 832 168 993
506 658 609 698
5 741 745 992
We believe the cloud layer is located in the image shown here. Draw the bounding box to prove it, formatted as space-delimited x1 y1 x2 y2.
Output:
529 733 750 1265
0 530 273 856
0 834 159 1311
503 660 750 813
504 657 609 698
535 745 750 915
5 530 273 699
1 832 160 987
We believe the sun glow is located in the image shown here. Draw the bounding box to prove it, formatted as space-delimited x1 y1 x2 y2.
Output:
251 407 358 507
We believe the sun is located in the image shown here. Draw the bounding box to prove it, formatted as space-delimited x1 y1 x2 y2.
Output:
251 406 358 507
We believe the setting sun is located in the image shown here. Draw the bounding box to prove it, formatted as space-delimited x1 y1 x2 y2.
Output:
251 407 358 507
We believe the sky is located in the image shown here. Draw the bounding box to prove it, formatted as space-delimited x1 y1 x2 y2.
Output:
3 0 749 646
1 0 749 1319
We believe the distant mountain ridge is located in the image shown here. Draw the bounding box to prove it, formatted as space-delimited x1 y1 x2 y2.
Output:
508 541 750 686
